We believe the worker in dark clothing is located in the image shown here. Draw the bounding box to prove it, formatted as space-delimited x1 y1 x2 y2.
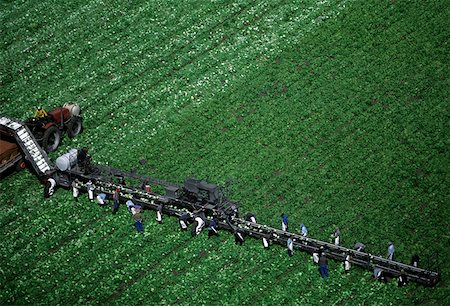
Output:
411 255 420 267
319 253 329 278
313 246 324 264
245 213 256 223
234 230 244 245
44 177 57 198
117 176 126 185
354 242 365 252
281 213 288 231
112 187 120 214
179 213 190 231
77 147 88 164
398 272 407 287
208 218 219 238
133 213 144 233
141 181 151 192
374 267 387 282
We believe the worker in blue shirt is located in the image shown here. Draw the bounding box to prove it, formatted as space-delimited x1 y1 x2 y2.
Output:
300 224 308 237
96 193 107 207
208 218 219 238
281 213 288 231
126 199 136 213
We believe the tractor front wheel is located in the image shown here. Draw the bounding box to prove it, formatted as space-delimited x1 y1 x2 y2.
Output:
42 126 61 152
67 116 83 138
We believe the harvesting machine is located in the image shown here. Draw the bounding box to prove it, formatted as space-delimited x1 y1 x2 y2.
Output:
0 113 440 287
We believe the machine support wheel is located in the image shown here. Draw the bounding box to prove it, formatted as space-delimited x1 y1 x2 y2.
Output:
15 159 26 171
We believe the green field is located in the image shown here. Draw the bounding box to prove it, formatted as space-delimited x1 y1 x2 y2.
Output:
1 0 449 304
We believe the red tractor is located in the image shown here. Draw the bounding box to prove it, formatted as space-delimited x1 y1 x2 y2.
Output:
26 103 83 152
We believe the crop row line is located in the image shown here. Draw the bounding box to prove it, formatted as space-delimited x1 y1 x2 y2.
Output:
102 235 195 304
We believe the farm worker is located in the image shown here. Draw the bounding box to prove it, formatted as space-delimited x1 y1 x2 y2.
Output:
86 180 95 201
287 237 294 257
281 213 288 231
77 147 89 167
234 230 245 245
313 246 324 263
262 234 270 249
333 227 340 245
141 181 151 193
179 213 190 231
44 177 57 198
344 253 351 272
34 106 48 118
208 218 219 238
71 179 80 202
300 224 308 237
156 204 163 224
131 204 142 215
133 213 144 233
112 187 121 214
398 272 407 287
373 267 384 280
117 176 126 186
319 253 329 278
230 204 239 218
96 193 107 207
192 216 205 236
126 199 136 213
312 252 320 264
387 242 395 260
354 242 365 252
411 255 420 267
245 213 256 223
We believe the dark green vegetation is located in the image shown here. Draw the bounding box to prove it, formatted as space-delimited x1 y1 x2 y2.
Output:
1 0 449 304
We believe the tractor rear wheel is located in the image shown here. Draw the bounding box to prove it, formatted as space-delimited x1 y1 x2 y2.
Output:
42 126 61 152
67 116 83 138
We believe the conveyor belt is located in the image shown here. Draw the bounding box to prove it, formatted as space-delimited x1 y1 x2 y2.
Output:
71 178 439 287
0 116 52 176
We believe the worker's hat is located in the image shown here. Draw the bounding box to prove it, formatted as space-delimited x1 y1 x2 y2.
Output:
38 106 42 110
